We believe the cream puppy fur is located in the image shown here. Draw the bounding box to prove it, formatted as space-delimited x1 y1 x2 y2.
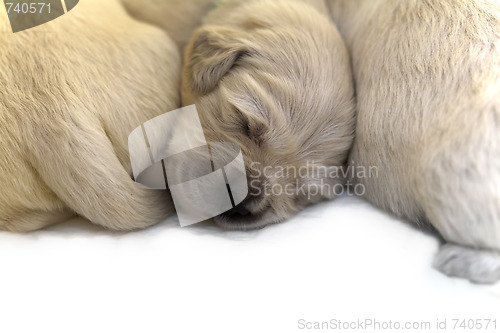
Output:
182 0 356 230
0 0 180 231
120 0 217 51
327 0 500 283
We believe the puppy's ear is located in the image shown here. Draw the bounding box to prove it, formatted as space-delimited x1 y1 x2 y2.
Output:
184 26 255 95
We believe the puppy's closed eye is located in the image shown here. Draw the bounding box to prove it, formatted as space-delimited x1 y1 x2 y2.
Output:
232 102 273 149
247 122 268 146
225 104 269 147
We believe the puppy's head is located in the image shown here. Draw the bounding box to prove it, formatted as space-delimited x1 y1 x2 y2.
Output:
182 4 355 230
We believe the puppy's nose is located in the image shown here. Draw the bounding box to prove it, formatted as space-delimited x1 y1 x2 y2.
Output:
225 202 251 218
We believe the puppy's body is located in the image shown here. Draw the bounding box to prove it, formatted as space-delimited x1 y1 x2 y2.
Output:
327 0 500 283
182 0 356 229
0 0 180 231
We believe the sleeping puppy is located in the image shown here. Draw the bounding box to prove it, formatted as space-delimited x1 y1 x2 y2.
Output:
327 0 500 283
0 0 180 231
182 0 356 230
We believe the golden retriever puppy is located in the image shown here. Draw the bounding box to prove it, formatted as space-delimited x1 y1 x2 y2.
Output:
182 0 356 230
0 0 180 231
327 0 500 283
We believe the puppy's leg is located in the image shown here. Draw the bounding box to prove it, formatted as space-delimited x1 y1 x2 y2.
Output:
425 192 500 284
433 245 500 284
26 114 174 231
417 115 500 283
423 178 500 284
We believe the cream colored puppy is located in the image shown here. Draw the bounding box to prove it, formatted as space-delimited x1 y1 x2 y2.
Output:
327 0 500 283
0 0 180 231
182 0 356 230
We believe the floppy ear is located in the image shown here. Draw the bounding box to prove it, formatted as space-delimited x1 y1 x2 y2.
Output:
184 26 255 95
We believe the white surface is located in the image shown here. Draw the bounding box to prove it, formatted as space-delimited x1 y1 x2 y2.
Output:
0 195 499 333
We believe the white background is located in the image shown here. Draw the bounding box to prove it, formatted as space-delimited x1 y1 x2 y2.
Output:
0 195 499 333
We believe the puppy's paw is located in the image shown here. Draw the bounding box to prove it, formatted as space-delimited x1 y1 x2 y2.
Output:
433 244 500 284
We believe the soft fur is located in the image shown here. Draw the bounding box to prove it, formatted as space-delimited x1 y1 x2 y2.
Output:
327 0 500 283
182 0 356 229
120 0 217 51
0 0 181 231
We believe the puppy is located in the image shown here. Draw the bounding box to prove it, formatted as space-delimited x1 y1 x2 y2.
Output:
0 0 180 231
327 0 500 283
182 0 356 230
